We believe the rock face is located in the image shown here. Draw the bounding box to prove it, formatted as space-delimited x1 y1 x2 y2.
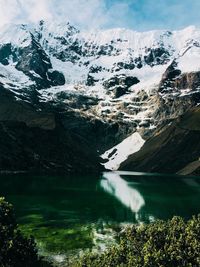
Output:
0 88 103 174
159 61 200 94
47 70 65 86
15 40 66 89
120 107 200 174
1 22 200 173
0 25 66 89
103 75 140 98
0 43 12 65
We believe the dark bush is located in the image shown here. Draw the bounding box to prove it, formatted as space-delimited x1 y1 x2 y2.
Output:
0 197 41 267
77 215 200 267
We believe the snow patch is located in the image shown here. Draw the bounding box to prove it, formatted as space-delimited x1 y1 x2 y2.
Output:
177 46 200 73
51 57 88 84
101 132 145 170
0 23 32 48
0 63 34 88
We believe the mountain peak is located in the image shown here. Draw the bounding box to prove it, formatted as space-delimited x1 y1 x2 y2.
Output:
0 21 200 175
0 23 32 48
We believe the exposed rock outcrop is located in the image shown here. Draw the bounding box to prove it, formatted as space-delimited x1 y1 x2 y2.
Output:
120 107 200 174
103 75 140 98
1 22 200 174
15 39 65 88
0 43 13 65
0 88 102 174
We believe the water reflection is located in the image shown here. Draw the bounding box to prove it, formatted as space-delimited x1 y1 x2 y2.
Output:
100 172 200 223
0 172 200 256
183 178 200 191
100 172 145 216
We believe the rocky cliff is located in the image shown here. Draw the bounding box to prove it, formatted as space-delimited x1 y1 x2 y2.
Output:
120 107 200 174
1 22 200 173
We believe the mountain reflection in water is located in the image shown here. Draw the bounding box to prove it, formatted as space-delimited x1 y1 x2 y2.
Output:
0 172 199 257
101 172 145 216
100 171 200 223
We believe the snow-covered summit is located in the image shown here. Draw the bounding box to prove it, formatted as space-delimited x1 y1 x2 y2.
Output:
0 21 200 151
0 23 32 48
1 21 200 70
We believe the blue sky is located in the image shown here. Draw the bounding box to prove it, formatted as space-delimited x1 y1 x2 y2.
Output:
104 0 200 30
0 0 199 31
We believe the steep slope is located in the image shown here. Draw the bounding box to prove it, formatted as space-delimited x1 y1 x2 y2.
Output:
1 22 200 173
120 107 200 174
0 87 103 174
34 23 200 137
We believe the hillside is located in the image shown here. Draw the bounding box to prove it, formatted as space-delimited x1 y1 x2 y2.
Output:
0 21 200 173
120 107 200 174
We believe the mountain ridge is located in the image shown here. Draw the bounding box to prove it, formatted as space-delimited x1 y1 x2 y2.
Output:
0 21 200 173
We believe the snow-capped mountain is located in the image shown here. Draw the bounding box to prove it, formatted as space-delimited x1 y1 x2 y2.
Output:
0 21 200 173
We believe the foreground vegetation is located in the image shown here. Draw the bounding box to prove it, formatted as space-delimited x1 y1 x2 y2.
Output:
0 197 200 267
76 216 200 267
0 197 44 267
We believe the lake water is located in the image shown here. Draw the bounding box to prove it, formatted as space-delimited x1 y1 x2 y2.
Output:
0 171 200 263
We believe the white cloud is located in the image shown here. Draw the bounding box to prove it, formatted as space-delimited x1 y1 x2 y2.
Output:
106 2 134 29
0 0 199 31
21 0 53 22
0 0 19 26
54 0 108 28
0 0 109 29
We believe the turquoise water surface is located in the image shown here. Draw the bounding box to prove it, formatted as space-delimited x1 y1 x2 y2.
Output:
0 171 199 262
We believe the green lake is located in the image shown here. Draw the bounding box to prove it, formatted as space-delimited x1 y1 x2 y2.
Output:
0 171 200 263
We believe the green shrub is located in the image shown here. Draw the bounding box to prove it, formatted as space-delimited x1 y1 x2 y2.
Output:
77 215 200 267
0 197 41 267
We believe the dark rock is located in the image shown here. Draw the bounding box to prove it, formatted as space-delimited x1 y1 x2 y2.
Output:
137 62 143 69
114 86 127 98
0 120 102 174
153 94 195 125
60 110 133 154
47 70 65 86
0 86 133 173
144 47 170 66
159 60 181 91
15 38 66 88
89 65 103 73
115 61 135 71
103 75 139 90
97 44 114 56
108 148 117 158
86 75 98 86
54 50 80 63
56 94 99 109
134 56 143 69
16 38 52 78
103 76 119 89
120 107 200 174
124 76 140 87
103 75 140 97
0 88 102 174
0 43 12 65
0 88 55 130
69 40 83 55
139 120 150 128
174 72 200 90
